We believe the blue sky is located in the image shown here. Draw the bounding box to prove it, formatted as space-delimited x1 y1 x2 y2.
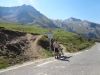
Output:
0 0 100 23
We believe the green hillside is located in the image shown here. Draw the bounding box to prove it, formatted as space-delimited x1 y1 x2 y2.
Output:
0 24 95 69
39 29 94 53
0 24 47 34
0 24 94 52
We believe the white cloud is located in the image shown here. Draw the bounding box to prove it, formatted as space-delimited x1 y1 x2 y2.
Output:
28 0 40 10
28 0 36 7
17 0 24 5
28 0 43 13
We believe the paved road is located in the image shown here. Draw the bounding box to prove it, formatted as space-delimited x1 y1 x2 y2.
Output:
0 43 100 75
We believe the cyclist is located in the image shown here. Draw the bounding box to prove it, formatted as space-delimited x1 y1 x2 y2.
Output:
53 39 60 59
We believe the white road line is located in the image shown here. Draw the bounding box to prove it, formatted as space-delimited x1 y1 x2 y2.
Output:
37 60 57 67
0 59 55 73
74 52 82 55
0 62 35 73
0 58 56 73
98 44 100 51
86 50 88 51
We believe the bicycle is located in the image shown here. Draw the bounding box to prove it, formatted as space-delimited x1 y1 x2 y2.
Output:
58 47 64 57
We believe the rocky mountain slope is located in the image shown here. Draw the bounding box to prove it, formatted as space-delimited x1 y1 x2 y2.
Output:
51 17 100 38
0 4 57 28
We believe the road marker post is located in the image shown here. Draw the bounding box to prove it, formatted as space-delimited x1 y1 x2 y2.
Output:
43 26 53 55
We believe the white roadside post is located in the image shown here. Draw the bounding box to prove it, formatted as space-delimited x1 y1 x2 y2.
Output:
43 26 53 54
48 26 53 52
48 32 53 52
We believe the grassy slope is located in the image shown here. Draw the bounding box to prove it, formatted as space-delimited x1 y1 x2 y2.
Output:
0 24 94 52
53 29 94 52
0 24 47 34
0 24 95 69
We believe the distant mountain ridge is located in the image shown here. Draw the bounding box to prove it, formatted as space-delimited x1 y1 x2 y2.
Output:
0 4 58 28
51 17 100 38
0 5 100 38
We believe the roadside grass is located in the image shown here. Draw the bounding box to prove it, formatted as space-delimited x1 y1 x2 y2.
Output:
42 49 52 58
0 23 95 69
0 57 23 69
0 58 10 69
85 43 95 50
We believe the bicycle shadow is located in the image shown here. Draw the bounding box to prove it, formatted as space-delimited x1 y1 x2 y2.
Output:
58 56 72 62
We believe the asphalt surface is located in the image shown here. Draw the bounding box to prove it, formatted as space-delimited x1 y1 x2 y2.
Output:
0 43 100 75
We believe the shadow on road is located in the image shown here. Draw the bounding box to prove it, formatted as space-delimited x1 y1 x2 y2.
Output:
58 56 72 62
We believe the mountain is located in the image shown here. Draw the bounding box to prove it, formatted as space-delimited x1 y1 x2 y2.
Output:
0 4 58 28
51 17 100 38
1 5 100 38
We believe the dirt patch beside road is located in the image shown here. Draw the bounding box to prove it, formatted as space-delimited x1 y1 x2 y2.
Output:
0 27 45 66
24 34 45 60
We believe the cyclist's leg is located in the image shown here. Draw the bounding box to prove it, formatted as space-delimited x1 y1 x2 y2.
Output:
54 48 58 59
54 52 57 59
56 48 59 59
54 48 56 58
